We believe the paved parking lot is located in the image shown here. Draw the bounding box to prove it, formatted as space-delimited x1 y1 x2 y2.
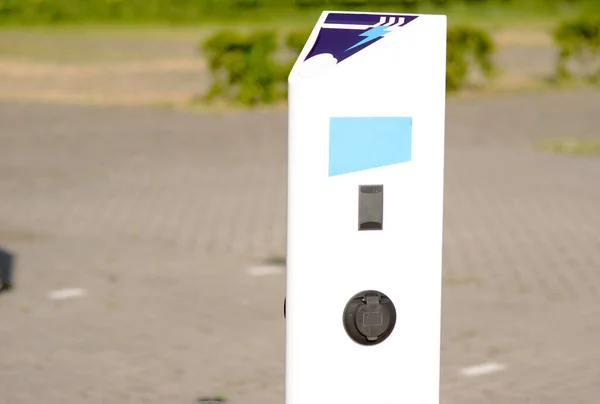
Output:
1 90 599 404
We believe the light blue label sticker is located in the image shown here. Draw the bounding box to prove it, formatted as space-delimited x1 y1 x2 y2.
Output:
328 116 412 176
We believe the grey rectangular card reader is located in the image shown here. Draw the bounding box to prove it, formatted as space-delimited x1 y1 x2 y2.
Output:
358 184 383 231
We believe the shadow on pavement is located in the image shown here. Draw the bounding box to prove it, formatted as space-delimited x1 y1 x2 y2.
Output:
0 246 15 292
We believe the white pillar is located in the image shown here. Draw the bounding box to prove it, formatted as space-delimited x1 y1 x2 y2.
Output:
286 10 447 404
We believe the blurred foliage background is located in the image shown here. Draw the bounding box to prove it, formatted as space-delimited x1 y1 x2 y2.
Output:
0 0 598 25
0 0 598 107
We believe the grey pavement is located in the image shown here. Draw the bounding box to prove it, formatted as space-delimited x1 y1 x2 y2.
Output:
1 90 600 404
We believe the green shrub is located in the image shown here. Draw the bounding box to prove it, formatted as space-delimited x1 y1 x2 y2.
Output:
552 17 600 82
285 30 311 55
446 25 496 92
202 25 495 107
201 30 288 106
279 30 312 77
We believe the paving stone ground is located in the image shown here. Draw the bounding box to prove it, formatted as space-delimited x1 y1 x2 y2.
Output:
0 90 600 404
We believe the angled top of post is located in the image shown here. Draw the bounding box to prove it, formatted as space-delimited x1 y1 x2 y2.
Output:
289 10 434 81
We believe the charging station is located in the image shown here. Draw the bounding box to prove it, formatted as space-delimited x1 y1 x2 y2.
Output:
286 11 447 404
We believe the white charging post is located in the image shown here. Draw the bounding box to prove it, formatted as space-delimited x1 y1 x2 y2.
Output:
285 10 447 404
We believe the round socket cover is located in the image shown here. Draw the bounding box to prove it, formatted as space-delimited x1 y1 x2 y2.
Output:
342 290 396 346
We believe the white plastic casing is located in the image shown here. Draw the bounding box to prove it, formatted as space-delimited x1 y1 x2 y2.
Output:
286 10 447 404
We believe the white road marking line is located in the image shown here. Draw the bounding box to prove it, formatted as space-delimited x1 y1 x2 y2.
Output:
246 265 285 277
459 362 507 377
48 288 87 300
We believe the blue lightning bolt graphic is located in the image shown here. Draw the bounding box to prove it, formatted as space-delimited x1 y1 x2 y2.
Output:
346 25 391 51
